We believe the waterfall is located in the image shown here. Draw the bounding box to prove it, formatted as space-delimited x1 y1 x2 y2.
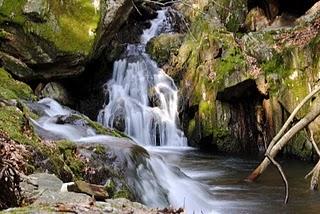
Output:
29 9 216 214
98 9 187 147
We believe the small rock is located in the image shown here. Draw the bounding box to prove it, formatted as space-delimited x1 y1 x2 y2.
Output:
68 180 109 200
23 0 49 23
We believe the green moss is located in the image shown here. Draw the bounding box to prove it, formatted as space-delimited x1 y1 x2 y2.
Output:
0 28 10 39
146 33 184 65
0 67 35 100
215 47 246 81
0 105 84 180
212 127 229 139
0 105 39 145
262 53 288 76
199 101 214 136
187 119 196 136
57 140 85 179
2 205 55 213
0 0 100 54
104 178 133 200
0 0 27 24
226 15 240 33
284 131 313 161
80 114 128 138
113 188 132 199
94 144 107 155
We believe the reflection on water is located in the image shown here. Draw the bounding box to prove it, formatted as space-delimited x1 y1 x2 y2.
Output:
148 147 320 214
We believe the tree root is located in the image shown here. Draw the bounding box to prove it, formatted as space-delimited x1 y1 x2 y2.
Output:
305 130 320 190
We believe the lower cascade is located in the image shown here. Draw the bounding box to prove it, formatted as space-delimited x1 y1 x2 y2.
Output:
30 98 215 213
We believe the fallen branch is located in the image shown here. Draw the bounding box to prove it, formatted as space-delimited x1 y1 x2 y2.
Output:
266 85 320 154
266 154 289 204
247 100 320 182
132 0 142 16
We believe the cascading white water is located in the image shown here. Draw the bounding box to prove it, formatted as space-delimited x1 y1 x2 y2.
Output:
29 9 216 214
98 9 187 147
29 98 216 214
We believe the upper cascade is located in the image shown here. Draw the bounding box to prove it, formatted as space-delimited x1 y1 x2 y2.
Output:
98 9 187 147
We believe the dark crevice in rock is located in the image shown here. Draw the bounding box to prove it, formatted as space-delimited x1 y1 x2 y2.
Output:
247 0 318 20
217 80 270 154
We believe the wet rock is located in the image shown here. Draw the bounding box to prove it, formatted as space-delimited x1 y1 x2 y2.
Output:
148 87 161 108
245 7 270 32
38 82 72 106
93 0 133 59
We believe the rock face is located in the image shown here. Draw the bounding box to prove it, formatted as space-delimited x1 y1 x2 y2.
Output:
147 0 320 158
37 82 72 106
0 0 135 82
0 0 101 81
146 33 184 66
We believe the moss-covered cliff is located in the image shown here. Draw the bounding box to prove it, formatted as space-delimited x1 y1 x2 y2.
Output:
147 0 320 159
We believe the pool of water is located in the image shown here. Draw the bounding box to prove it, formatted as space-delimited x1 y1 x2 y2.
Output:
148 147 320 213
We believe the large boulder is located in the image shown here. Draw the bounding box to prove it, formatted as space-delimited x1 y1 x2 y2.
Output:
0 0 133 81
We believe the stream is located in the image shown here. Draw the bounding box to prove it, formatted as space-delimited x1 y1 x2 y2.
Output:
149 146 320 214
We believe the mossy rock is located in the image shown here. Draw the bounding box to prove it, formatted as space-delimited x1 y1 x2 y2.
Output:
0 67 35 100
173 14 248 150
0 104 75 181
0 0 100 54
146 33 184 66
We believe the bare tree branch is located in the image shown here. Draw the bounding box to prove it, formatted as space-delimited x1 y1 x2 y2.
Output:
247 99 320 182
266 154 289 204
266 85 320 155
